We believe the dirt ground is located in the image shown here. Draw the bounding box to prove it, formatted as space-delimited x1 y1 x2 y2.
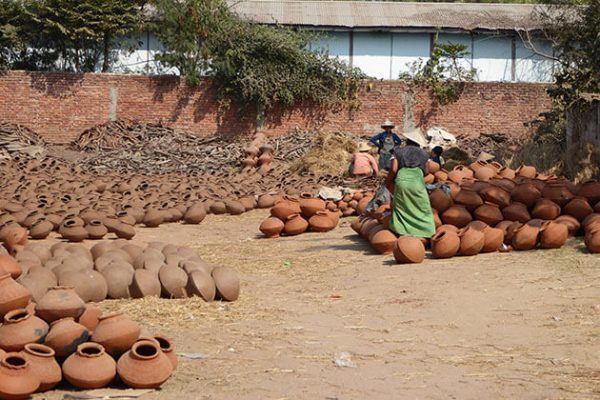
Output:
38 210 599 400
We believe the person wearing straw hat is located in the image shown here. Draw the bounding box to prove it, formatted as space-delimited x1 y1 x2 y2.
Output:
349 142 379 177
369 120 403 171
385 128 436 238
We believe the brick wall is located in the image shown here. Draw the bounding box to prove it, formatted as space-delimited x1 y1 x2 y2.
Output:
0 70 552 143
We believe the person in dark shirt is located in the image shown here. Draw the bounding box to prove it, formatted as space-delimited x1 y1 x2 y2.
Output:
430 146 444 168
385 129 435 238
369 120 403 171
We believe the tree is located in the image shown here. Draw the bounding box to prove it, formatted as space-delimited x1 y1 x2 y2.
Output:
152 0 365 112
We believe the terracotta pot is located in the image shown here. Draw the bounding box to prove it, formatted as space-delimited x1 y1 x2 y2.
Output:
516 165 536 178
153 335 177 370
511 183 541 206
212 266 240 301
35 286 85 323
91 312 140 357
554 215 581 237
0 353 40 399
582 213 600 231
458 226 485 256
563 197 593 222
542 182 574 206
370 229 397 254
498 167 516 179
43 317 90 358
429 189 453 213
454 190 483 211
392 236 425 264
501 202 531 223
350 218 365 234
283 213 308 236
473 202 503 226
2 225 28 254
511 224 540 250
129 269 161 298
577 180 600 204
436 224 459 234
102 264 133 299
356 196 372 215
0 308 49 351
480 226 504 253
434 170 448 182
426 159 440 174
59 219 88 242
225 200 245 215
84 220 108 240
531 198 561 220
270 196 301 221
113 223 135 240
0 254 22 279
143 209 164 227
186 269 216 302
585 230 600 253
473 165 496 181
78 304 102 333
0 273 31 317
448 166 470 183
255 194 274 209
21 343 61 391
158 265 188 298
29 219 54 240
117 339 172 389
495 220 513 235
441 205 472 228
299 193 326 218
480 185 511 208
62 342 117 389
259 217 284 238
430 230 460 259
539 221 568 249
308 211 336 232
424 174 435 184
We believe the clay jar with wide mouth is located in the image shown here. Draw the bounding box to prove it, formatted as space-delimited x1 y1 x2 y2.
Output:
62 342 117 389
270 196 301 221
458 226 485 256
431 230 460 259
454 189 483 211
153 335 177 370
91 312 140 357
299 193 326 219
35 286 85 323
20 343 62 391
0 353 40 399
259 217 284 238
117 339 173 389
539 221 568 249
283 213 308 236
392 236 425 264
0 273 31 318
0 308 49 351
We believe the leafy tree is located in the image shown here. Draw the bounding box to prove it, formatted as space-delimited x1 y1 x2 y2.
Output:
152 0 365 112
0 0 27 69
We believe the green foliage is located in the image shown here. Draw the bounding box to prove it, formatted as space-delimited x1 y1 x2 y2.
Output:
152 0 365 112
400 35 477 105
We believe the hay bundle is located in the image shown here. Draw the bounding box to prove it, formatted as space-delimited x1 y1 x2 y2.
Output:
290 132 358 176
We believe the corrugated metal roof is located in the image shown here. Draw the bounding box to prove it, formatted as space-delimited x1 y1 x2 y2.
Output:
229 1 543 31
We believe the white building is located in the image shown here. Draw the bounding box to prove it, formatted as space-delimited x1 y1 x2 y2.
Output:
112 1 555 82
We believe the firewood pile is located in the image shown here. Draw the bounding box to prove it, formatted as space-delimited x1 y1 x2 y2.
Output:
273 128 370 162
0 122 46 157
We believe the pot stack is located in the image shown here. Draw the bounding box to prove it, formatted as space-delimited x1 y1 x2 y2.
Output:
0 282 177 397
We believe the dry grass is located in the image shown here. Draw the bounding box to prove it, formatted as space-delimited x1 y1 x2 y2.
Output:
290 131 358 176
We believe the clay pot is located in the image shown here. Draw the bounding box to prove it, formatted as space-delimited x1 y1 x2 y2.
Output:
441 205 472 228
299 193 326 218
538 220 568 249
129 269 161 298
91 312 140 357
186 270 216 302
308 211 336 232
458 226 485 256
21 343 61 391
283 213 308 236
36 286 85 323
424 174 435 184
433 170 448 182
350 218 365 234
511 224 540 250
554 215 581 237
159 265 188 298
511 183 541 206
2 225 28 254
143 209 164 227
473 202 503 226
257 194 275 209
0 308 49 351
454 190 483 211
448 166 469 183
504 221 523 245
102 265 133 299
392 236 425 264
501 202 531 223
153 335 177 370
480 226 504 253
356 196 372 215
426 159 440 174
577 180 600 204
0 273 31 317
582 213 600 231
563 197 593 222
84 220 108 240
370 229 397 254
225 200 245 215
212 266 240 301
531 198 561 220
516 165 536 178
585 230 600 253
480 185 511 208
59 219 88 242
0 353 40 399
43 317 90 358
498 167 516 179
259 217 285 238
430 230 460 259
0 254 22 279
473 165 496 181
116 339 172 389
429 189 453 213
270 196 301 221
78 304 102 333
542 182 574 206
62 342 117 389
29 219 54 240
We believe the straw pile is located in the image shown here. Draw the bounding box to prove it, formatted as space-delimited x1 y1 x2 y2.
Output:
290 132 358 176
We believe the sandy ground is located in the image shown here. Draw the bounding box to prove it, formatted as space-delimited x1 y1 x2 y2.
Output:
38 210 599 400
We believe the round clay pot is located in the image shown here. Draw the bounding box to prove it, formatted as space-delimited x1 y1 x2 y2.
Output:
430 230 460 259
186 269 216 302
0 353 40 398
454 189 483 211
283 213 308 236
350 217 366 234
511 183 541 206
35 286 85 323
270 196 301 221
225 200 245 215
91 312 140 357
448 166 468 183
473 165 496 181
498 167 516 179
102 264 133 299
78 304 102 333
143 209 164 227
370 229 397 255
43 317 90 358
480 226 505 253
554 215 581 237
501 202 531 223
212 266 240 301
129 269 161 298
85 220 108 240
153 335 177 370
585 230 600 253
257 194 275 209
0 308 49 351
208 201 227 215
392 236 425 264
0 254 22 279
0 273 31 318
241 195 258 211
441 205 472 228
116 339 172 389
511 224 540 251
531 198 561 220
183 203 206 224
62 342 117 389
516 165 536 178
563 197 593 222
458 226 485 256
299 193 326 218
21 343 61 391
542 181 574 206
158 265 188 298
473 202 503 226
59 219 88 242
539 221 568 249
113 223 135 240
480 185 511 208
356 196 372 215
308 211 336 232
577 180 600 204
29 219 54 240
259 217 285 238
427 159 441 174
429 189 453 213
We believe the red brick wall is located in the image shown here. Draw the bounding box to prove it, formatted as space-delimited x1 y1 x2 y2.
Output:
0 70 552 143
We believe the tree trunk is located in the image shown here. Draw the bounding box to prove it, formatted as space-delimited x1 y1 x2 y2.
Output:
102 33 111 73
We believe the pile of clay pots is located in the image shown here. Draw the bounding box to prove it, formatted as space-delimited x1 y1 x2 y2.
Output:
352 161 600 263
258 191 376 238
2 240 240 303
242 132 274 174
0 280 176 398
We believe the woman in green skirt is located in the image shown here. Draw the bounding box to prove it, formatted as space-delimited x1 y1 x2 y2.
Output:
385 129 435 238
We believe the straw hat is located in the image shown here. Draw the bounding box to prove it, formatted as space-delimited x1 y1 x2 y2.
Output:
401 128 427 147
477 151 495 162
357 142 372 152
381 120 395 128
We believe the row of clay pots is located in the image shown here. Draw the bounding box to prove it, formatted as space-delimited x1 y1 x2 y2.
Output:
3 241 240 304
